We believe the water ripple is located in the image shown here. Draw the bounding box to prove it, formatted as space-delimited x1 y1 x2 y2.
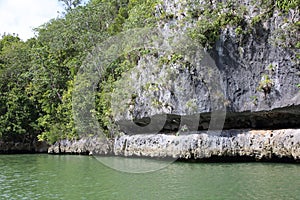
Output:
0 155 299 200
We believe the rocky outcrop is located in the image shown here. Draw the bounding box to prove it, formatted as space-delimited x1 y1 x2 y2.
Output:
111 0 300 133
0 140 49 153
49 0 300 163
48 129 300 162
114 129 300 161
47 136 112 155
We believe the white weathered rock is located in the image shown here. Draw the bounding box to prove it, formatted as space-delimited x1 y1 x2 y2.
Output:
113 129 300 161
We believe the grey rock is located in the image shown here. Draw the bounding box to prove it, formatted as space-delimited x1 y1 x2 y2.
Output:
48 129 300 161
48 0 300 162
111 0 300 133
113 129 300 161
0 140 49 153
48 136 113 155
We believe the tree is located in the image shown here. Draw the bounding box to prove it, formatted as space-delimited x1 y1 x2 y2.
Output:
59 0 82 11
0 35 39 142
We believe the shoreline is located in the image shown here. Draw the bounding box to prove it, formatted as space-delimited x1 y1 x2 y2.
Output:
1 153 299 164
47 128 300 163
1 128 299 163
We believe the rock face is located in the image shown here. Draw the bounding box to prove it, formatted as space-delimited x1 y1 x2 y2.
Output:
111 0 300 132
114 129 300 161
0 141 49 154
49 0 300 162
48 129 300 162
48 136 112 155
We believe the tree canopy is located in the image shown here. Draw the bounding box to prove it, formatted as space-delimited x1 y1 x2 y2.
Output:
0 0 160 143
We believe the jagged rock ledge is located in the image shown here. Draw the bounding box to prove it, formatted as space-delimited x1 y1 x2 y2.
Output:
0 141 49 154
48 136 113 155
48 129 300 162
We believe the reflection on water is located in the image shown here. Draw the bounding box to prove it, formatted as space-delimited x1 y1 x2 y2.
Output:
96 156 174 173
0 154 299 200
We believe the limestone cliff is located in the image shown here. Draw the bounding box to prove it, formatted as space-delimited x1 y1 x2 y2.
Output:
113 0 300 132
49 0 300 162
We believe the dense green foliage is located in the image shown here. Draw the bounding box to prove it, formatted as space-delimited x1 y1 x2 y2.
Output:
189 2 245 48
0 0 159 143
0 0 298 144
0 36 39 142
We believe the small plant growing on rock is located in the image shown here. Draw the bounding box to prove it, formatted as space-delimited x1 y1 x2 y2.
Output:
276 0 298 13
251 15 262 26
235 26 243 35
176 125 189 136
257 74 273 98
250 95 258 106
267 64 274 72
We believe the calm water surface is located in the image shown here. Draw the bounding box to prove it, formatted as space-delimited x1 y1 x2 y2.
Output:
0 154 299 200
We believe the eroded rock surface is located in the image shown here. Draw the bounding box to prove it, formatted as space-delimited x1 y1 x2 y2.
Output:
0 141 49 153
48 136 112 155
112 0 300 132
49 129 300 162
114 129 300 161
48 0 300 162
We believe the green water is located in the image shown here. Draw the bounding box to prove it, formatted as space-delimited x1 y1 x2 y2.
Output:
0 155 299 200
